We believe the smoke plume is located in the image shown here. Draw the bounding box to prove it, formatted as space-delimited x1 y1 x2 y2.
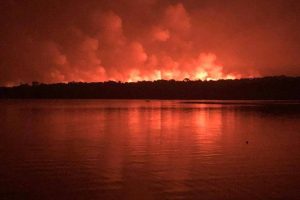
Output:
1 0 300 85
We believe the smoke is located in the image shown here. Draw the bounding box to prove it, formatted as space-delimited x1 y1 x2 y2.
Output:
1 0 300 85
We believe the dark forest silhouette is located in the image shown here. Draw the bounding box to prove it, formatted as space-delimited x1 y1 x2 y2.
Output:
1 76 300 100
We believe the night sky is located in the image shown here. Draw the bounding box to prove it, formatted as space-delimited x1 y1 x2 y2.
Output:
1 0 300 85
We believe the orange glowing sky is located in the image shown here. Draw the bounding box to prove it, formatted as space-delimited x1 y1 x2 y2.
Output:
1 0 300 85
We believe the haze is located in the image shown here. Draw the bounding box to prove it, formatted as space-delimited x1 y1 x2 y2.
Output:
1 0 300 85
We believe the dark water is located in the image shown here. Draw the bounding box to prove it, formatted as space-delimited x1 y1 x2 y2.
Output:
0 100 299 200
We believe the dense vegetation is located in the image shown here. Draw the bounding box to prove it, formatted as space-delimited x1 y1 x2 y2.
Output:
1 76 300 99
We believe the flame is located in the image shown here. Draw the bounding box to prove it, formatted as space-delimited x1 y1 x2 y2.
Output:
127 53 240 82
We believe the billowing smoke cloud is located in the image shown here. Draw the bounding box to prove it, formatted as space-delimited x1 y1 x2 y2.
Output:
1 0 300 85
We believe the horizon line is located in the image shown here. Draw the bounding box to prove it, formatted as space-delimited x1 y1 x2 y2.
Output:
2 75 300 88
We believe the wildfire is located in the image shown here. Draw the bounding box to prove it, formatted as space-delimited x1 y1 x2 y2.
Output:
127 53 240 82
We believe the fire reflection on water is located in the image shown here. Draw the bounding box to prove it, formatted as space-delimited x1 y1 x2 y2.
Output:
0 100 299 199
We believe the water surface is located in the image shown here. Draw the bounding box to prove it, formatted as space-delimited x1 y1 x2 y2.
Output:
0 100 299 199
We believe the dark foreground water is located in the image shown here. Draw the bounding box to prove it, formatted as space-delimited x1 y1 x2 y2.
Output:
0 100 299 200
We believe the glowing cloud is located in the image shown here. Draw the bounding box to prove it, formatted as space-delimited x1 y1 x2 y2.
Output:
2 0 299 85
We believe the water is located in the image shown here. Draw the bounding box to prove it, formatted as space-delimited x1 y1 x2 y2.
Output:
0 100 299 200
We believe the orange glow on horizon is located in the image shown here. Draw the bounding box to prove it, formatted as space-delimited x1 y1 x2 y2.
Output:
126 53 241 82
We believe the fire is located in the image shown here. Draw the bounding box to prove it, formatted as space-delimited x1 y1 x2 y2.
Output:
127 53 240 82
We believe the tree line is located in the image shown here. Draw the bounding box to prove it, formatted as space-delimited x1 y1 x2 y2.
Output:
1 76 300 99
